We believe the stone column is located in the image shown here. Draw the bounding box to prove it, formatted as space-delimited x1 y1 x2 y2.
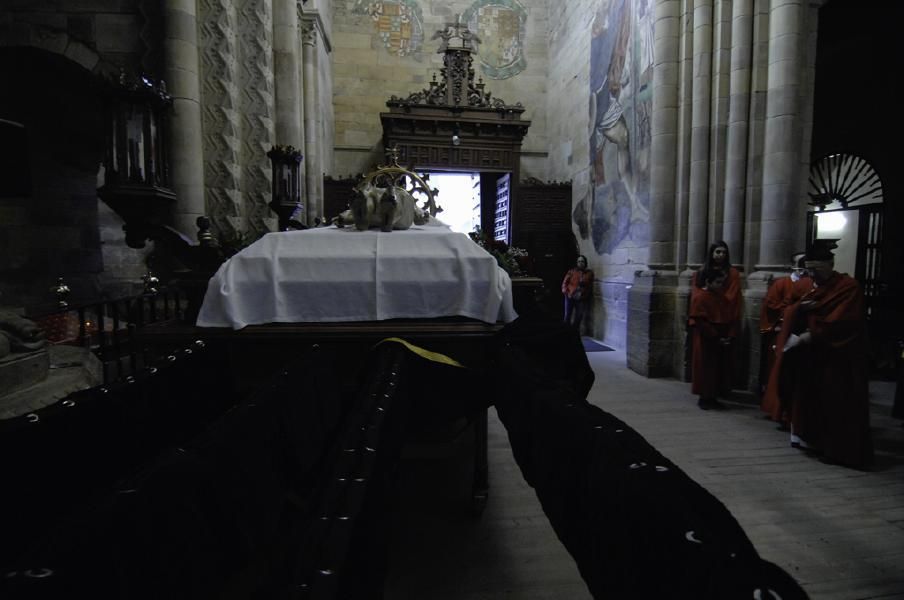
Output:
237 0 275 237
794 0 820 248
723 0 753 262
742 0 771 273
296 4 308 222
707 0 731 248
301 20 321 223
674 0 695 269
162 0 205 237
725 0 762 395
747 0 816 393
198 0 242 239
628 0 682 378
273 0 302 147
687 0 713 266
648 0 681 270
756 0 807 270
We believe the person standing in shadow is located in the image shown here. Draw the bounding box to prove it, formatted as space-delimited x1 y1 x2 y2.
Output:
688 241 742 410
759 252 811 428
562 255 594 332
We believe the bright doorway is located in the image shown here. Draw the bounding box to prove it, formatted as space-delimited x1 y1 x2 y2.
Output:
414 172 481 235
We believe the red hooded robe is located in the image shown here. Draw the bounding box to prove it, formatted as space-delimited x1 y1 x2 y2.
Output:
759 275 812 421
689 267 742 399
772 273 873 468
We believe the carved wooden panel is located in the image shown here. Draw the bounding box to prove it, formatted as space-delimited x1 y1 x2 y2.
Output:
394 143 516 171
323 175 360 221
494 173 511 242
515 181 572 231
513 180 573 311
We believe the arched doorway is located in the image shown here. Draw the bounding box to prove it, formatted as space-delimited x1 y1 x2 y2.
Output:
806 152 883 302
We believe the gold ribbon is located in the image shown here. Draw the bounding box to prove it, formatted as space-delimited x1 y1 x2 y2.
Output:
377 337 466 369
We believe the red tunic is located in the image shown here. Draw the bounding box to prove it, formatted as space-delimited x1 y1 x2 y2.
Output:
773 273 873 467
688 267 741 399
562 268 594 300
759 276 811 421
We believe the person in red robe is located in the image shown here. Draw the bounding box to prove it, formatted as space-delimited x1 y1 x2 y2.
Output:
688 241 742 410
759 253 811 426
562 255 594 330
774 239 873 468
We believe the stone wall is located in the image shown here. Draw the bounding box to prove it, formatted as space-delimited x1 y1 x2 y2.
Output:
197 0 278 239
330 0 550 178
329 0 652 350
1 0 338 310
0 48 107 307
546 0 654 349
97 201 152 299
0 2 153 307
0 0 146 74
626 0 819 386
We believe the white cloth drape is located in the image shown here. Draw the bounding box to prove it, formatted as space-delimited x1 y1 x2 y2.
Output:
196 223 517 329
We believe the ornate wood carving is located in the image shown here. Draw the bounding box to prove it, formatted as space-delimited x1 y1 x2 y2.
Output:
267 145 304 230
379 14 530 177
96 71 177 249
323 174 363 222
515 179 574 315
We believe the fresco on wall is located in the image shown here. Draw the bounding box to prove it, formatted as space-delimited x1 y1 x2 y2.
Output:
352 0 425 57
463 0 528 79
585 0 653 256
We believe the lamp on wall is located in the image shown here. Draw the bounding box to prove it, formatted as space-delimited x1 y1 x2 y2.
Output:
267 145 304 230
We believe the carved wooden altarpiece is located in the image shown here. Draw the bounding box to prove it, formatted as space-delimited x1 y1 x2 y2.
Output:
379 16 531 239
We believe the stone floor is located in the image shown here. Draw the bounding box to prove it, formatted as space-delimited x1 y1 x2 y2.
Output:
384 347 904 600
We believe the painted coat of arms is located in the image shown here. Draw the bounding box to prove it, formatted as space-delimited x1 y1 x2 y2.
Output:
462 0 528 79
353 0 425 57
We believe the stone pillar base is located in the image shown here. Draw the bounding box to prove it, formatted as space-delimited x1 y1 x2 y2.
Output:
0 349 49 400
627 270 680 378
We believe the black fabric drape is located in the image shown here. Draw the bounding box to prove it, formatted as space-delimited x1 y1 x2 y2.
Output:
493 314 809 600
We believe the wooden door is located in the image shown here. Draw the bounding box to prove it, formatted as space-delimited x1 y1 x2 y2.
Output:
514 180 574 314
493 173 511 243
323 175 361 222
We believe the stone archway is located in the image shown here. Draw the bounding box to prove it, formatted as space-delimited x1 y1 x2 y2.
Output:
0 45 114 306
0 23 120 78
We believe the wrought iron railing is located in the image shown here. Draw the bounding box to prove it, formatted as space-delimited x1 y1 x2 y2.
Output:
27 286 188 384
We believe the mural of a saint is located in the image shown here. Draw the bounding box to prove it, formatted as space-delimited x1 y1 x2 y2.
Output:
586 0 652 256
